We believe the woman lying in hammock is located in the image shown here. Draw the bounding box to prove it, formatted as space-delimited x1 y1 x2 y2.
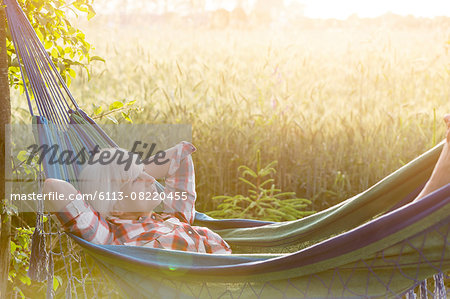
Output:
43 141 232 254
43 114 450 254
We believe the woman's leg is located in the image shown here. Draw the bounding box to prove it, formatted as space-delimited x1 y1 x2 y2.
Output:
414 114 450 201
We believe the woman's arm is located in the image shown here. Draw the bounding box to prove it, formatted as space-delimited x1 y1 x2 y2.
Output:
43 178 114 244
142 144 180 179
160 142 197 224
42 178 78 212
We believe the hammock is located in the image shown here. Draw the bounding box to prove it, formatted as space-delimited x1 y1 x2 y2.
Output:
4 0 449 297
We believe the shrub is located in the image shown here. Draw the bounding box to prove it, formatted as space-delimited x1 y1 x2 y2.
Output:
207 150 315 221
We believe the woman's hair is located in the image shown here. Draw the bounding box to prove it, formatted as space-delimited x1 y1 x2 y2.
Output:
78 147 143 217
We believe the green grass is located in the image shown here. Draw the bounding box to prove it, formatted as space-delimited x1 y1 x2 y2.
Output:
11 23 450 212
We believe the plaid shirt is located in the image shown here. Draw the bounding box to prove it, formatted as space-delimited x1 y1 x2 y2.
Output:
55 141 231 254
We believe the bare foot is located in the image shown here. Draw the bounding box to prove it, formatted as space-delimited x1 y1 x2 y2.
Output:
414 114 450 201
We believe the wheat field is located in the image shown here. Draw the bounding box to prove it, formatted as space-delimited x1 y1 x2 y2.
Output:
11 19 450 212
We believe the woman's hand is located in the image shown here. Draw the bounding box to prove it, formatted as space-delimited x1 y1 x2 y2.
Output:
143 143 183 179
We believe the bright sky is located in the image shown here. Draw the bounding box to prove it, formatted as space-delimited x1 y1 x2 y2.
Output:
213 0 450 19
287 0 450 19
101 0 450 19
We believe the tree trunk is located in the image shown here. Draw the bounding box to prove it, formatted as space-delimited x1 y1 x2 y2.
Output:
0 4 11 298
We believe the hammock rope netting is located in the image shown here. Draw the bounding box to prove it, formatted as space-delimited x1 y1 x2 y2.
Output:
3 0 450 297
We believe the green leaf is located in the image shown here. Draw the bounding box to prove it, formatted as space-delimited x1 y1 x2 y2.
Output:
57 45 64 56
53 275 62 291
36 28 44 41
66 75 72 87
76 31 86 39
51 48 58 58
10 241 17 254
93 105 102 115
68 68 76 78
73 3 88 13
87 4 96 20
90 55 105 63
109 101 124 110
44 40 53 49
121 112 132 123
17 150 28 162
18 275 31 286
